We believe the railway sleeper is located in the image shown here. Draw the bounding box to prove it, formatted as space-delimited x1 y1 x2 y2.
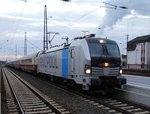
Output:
121 106 134 109
105 100 117 103
127 108 142 112
114 103 128 107
108 109 116 113
8 109 18 112
109 102 122 105
20 100 43 104
134 111 150 114
19 97 40 100
22 104 47 108
25 110 53 114
23 107 51 112
58 108 67 111
21 102 45 106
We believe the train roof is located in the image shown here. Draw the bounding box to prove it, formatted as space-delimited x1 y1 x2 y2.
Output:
9 51 40 63
43 43 69 53
72 34 117 44
41 34 118 54
86 37 117 44
19 52 40 60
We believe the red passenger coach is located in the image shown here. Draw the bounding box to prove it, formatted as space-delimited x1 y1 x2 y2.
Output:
8 52 40 74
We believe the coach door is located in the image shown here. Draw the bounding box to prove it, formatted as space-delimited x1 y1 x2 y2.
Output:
70 48 75 76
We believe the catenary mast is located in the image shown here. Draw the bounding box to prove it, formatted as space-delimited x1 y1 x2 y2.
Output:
43 5 48 51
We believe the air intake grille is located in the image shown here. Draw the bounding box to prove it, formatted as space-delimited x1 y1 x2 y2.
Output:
91 67 119 76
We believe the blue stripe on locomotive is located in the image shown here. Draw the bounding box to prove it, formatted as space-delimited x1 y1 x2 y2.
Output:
62 48 68 79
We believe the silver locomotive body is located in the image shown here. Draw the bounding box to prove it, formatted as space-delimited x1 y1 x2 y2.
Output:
37 35 126 91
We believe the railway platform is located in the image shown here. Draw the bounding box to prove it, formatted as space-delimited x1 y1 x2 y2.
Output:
123 68 150 76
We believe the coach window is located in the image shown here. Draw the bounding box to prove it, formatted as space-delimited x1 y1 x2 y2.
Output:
55 54 57 68
53 56 54 68
50 55 51 67
71 49 74 58
41 57 44 67
54 56 55 68
49 56 51 68
51 55 54 68
54 56 56 68
47 56 49 65
50 55 52 68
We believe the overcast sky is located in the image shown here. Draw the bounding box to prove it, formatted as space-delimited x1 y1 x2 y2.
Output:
0 0 150 61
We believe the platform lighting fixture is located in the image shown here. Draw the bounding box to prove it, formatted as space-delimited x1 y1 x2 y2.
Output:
119 6 128 9
61 0 71 2
101 2 128 10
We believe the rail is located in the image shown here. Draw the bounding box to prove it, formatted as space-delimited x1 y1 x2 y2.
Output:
2 68 70 114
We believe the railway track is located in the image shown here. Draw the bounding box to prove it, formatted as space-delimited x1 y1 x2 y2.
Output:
2 68 70 114
36 75 150 114
4 68 150 114
57 86 150 114
123 69 150 77
81 94 150 114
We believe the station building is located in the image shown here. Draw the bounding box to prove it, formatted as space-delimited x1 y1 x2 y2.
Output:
127 35 150 69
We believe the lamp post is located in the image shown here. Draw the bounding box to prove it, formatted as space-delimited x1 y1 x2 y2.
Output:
126 34 129 68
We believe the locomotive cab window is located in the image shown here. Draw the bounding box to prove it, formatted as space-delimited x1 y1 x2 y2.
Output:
106 44 120 58
88 43 105 57
87 39 120 58
71 49 74 58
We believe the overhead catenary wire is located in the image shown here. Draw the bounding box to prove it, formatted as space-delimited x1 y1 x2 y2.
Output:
26 39 41 51
15 1 27 32
4 0 27 60
72 7 100 23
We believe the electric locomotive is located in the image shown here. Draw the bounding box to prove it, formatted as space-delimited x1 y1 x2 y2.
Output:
37 34 126 91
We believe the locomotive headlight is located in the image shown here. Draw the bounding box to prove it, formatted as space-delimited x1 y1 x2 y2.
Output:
104 62 109 67
85 65 91 75
120 69 123 74
99 40 104 43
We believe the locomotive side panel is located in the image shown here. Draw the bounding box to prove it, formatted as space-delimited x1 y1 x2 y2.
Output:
62 48 69 79
68 41 82 84
37 53 47 74
55 50 62 77
37 48 69 78
70 40 91 85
